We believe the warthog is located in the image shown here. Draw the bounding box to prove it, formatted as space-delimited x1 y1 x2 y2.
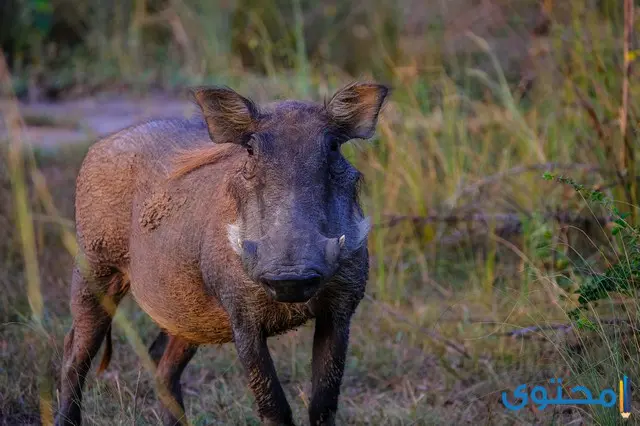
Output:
55 82 389 426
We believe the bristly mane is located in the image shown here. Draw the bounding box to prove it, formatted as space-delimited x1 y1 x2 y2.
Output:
169 90 255 180
169 143 240 180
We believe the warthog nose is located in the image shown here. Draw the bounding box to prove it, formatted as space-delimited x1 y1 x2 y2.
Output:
260 272 323 303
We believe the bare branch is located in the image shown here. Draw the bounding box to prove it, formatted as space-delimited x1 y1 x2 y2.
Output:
451 163 603 201
378 211 613 230
504 319 640 339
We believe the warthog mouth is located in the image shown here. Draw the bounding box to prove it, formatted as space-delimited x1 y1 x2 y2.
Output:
260 271 324 303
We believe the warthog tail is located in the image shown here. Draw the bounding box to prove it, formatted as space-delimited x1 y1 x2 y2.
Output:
96 325 113 375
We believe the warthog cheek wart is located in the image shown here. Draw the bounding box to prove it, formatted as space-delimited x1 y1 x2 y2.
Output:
227 223 242 254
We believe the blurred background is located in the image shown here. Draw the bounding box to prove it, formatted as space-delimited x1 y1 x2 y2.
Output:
0 0 639 424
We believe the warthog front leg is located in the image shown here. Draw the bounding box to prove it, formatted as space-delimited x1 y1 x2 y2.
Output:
232 324 294 425
309 306 356 426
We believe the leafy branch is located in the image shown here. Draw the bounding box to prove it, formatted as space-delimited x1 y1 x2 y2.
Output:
543 172 640 325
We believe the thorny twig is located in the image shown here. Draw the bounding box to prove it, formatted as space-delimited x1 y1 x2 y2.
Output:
449 162 604 203
504 318 640 339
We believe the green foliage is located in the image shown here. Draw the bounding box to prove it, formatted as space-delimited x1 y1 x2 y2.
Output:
543 172 640 323
0 0 53 60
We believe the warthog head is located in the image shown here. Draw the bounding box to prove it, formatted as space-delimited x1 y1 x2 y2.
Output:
192 82 389 303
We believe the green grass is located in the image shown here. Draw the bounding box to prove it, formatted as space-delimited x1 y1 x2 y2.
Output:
1 0 640 425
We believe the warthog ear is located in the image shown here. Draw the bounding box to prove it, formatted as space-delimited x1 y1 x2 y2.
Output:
191 86 259 144
326 82 390 140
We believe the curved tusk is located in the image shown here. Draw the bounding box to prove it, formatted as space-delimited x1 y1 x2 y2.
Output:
339 235 346 248
237 238 242 248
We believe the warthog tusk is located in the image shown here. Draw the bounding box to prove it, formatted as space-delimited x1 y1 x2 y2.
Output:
339 235 346 248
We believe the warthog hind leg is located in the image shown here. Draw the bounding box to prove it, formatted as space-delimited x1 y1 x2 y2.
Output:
55 266 128 426
154 334 198 426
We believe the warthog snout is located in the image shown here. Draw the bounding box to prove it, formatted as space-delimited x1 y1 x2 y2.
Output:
260 272 323 303
240 235 343 303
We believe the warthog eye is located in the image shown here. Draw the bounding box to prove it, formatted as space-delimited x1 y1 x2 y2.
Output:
242 137 257 179
325 132 350 177
325 132 345 153
244 135 255 156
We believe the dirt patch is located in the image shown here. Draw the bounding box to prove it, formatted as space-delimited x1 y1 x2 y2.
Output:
139 190 186 231
0 95 195 148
